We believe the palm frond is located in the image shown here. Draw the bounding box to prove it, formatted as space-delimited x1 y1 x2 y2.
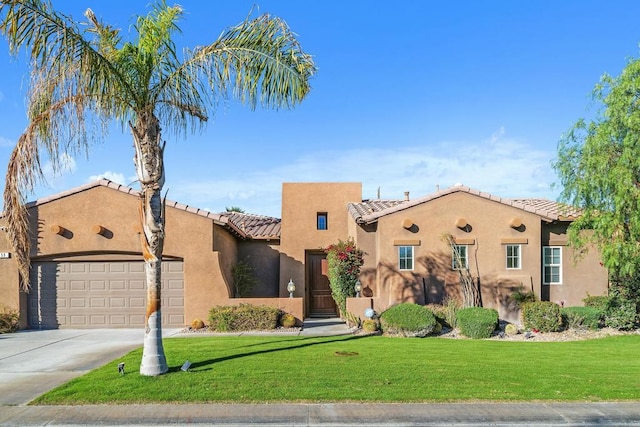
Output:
158 12 316 131
0 0 135 287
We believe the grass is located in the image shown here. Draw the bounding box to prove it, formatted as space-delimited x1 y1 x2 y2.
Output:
32 334 640 405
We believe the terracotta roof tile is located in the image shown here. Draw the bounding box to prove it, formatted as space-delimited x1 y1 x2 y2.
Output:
20 179 280 239
221 212 281 240
511 199 582 220
348 185 579 224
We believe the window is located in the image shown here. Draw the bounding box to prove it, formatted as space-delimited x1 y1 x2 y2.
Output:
452 245 468 270
317 212 328 230
543 246 562 284
398 246 414 270
506 244 521 269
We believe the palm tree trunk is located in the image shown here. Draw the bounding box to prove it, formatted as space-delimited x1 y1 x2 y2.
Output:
132 112 168 376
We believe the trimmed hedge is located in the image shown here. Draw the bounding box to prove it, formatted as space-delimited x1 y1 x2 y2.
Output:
456 307 498 339
379 303 437 337
208 304 281 332
561 306 603 330
522 301 562 332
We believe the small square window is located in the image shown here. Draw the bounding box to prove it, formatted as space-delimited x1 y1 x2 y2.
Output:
317 212 328 230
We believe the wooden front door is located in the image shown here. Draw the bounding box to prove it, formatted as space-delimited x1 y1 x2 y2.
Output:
307 253 337 317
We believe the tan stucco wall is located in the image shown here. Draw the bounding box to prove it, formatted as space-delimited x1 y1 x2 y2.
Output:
0 217 23 326
1 185 242 328
541 224 608 304
279 182 362 302
355 192 548 321
238 240 280 297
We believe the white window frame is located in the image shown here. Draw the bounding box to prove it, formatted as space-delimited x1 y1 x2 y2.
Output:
398 246 414 271
452 244 468 270
506 244 521 270
543 246 562 285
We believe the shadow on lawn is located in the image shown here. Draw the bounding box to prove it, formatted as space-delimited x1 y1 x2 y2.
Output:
168 334 372 373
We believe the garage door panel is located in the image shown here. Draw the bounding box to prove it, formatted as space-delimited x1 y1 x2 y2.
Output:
90 298 106 308
70 281 86 291
129 263 145 273
29 260 184 329
69 263 89 274
90 280 106 291
129 280 145 290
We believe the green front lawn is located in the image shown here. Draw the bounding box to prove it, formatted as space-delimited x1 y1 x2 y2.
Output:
33 334 640 404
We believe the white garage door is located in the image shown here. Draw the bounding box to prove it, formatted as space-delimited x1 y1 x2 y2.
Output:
28 260 184 328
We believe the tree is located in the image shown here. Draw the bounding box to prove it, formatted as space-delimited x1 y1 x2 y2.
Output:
0 0 315 376
441 233 481 308
225 206 245 213
553 56 640 282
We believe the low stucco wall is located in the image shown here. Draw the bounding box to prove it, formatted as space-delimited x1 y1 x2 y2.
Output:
346 297 381 321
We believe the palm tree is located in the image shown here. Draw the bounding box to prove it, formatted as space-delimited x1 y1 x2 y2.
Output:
0 0 315 376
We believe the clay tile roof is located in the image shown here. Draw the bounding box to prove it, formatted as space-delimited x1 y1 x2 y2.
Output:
221 212 281 240
347 199 407 222
348 185 580 224
17 179 281 239
511 198 582 221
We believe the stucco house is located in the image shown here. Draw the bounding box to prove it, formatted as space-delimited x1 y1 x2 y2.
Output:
0 180 609 329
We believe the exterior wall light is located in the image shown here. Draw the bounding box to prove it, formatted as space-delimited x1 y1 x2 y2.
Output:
354 280 362 297
287 279 295 298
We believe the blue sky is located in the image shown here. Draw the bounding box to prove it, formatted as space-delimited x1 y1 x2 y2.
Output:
1 1 639 218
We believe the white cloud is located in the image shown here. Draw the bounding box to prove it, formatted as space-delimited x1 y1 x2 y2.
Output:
0 136 14 148
170 128 559 218
40 153 77 191
42 153 76 179
88 171 131 185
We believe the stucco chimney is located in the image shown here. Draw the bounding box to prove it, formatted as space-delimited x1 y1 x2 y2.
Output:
404 191 410 201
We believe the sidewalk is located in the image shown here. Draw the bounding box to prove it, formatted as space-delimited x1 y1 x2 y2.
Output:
1 402 640 426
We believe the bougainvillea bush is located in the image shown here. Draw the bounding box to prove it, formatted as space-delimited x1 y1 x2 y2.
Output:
325 238 365 315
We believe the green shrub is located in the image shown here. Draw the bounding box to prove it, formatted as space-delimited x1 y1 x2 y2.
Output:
427 299 460 329
561 306 603 330
425 304 447 326
522 301 562 332
0 306 19 333
583 294 610 312
456 307 498 339
379 303 437 337
279 313 296 328
208 304 280 332
510 286 537 308
443 298 459 328
504 323 519 335
362 318 379 332
325 238 365 315
605 298 638 330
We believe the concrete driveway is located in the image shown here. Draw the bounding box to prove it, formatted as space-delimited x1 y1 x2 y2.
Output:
0 328 180 405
